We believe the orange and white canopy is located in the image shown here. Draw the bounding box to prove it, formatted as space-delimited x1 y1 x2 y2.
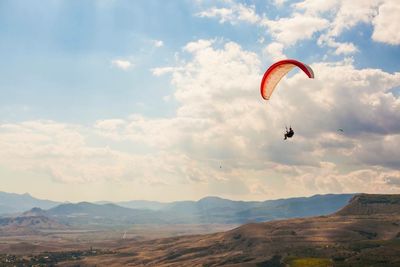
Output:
260 59 314 100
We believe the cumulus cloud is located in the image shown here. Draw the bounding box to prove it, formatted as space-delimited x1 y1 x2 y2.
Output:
327 0 381 37
2 39 400 198
195 0 398 57
372 0 400 45
0 121 216 185
263 42 286 61
124 40 400 196
295 0 399 49
262 13 329 46
0 121 116 183
111 59 133 70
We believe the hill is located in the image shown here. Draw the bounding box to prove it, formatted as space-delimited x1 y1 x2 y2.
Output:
0 208 67 235
336 194 400 215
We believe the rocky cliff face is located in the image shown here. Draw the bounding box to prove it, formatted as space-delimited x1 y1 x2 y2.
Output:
335 194 400 216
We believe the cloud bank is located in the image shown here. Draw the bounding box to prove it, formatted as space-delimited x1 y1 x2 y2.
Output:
2 37 399 199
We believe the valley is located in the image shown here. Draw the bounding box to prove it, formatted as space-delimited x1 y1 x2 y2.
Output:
1 193 399 266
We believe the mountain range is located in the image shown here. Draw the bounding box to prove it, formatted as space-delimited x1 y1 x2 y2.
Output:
0 191 355 227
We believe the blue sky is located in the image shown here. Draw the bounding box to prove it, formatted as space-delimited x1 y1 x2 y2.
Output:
0 0 399 202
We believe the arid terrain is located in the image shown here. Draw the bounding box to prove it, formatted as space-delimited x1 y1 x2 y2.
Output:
71 216 400 266
1 194 399 266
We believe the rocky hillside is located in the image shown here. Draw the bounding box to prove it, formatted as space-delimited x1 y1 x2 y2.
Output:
0 208 67 235
336 194 400 215
70 194 400 267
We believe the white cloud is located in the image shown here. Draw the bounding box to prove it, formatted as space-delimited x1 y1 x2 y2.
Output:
118 41 400 196
195 0 398 57
297 0 397 50
262 13 329 46
0 121 214 185
196 3 260 25
274 0 288 8
235 3 260 24
293 0 339 15
326 0 381 37
111 59 132 70
197 7 233 23
153 39 164 47
318 36 359 55
290 0 399 52
151 67 184 76
372 0 400 45
263 42 286 61
184 39 214 53
332 42 359 55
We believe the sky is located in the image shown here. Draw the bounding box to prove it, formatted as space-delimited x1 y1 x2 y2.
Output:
0 0 399 202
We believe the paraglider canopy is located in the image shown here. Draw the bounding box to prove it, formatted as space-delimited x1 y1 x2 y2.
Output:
260 59 314 100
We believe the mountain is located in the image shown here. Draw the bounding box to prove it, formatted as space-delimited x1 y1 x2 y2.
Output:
0 191 60 215
21 207 48 217
0 207 67 235
71 193 400 266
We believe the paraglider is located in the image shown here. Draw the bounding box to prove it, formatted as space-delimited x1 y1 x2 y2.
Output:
284 126 294 140
260 59 314 140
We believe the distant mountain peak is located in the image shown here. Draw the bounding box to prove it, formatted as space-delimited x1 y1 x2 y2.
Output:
198 196 226 202
22 207 47 217
0 191 60 215
30 207 44 213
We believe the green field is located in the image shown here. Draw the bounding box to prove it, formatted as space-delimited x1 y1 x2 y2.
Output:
287 257 332 267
